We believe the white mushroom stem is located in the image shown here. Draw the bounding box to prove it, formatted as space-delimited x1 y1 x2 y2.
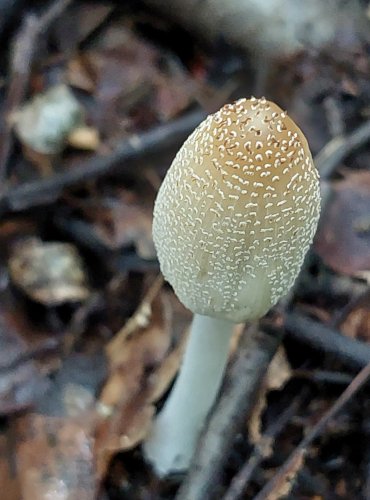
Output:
144 314 234 476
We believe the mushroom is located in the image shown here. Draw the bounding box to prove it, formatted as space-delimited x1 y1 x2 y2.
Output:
143 97 321 475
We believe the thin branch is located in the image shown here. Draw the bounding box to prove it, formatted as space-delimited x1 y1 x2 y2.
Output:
315 119 370 179
0 109 206 213
254 360 370 500
284 312 370 370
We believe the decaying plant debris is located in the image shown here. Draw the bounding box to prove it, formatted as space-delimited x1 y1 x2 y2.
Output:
0 1 369 499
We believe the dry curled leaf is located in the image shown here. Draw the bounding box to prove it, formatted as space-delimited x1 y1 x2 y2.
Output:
95 283 190 478
266 346 292 391
8 238 90 305
95 287 173 477
147 327 189 403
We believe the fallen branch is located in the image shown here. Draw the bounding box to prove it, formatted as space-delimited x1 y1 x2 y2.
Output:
284 311 370 370
315 118 370 179
0 109 205 213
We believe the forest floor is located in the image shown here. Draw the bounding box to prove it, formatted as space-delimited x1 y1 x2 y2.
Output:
0 1 369 499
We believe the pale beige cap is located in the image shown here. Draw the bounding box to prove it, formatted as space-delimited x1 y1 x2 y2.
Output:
153 97 320 322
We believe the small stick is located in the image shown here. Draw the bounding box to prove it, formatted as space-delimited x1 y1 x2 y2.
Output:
0 0 73 183
284 312 370 370
254 359 370 500
223 396 302 500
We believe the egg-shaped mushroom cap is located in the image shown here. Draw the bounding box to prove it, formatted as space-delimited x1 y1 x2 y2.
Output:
153 97 321 322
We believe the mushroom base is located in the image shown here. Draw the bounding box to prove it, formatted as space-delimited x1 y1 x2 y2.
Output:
143 314 234 476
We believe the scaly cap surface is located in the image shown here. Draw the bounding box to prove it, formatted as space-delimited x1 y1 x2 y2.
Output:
153 97 321 322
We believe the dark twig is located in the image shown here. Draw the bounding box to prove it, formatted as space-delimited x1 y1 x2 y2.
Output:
362 403 370 500
293 369 353 386
176 325 282 500
315 118 370 179
0 109 206 213
284 312 370 370
254 360 370 500
0 0 73 183
222 396 302 500
0 0 26 37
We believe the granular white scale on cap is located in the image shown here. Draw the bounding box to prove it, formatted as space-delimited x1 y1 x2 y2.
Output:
153 97 320 322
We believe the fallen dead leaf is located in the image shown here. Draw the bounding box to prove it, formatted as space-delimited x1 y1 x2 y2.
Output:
95 287 173 477
249 347 292 445
147 327 189 403
339 290 370 343
8 238 90 305
87 189 156 259
95 283 190 478
106 275 164 361
0 301 54 414
315 171 370 276
75 23 195 141
16 414 96 500
95 201 155 259
0 432 21 500
266 346 292 391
